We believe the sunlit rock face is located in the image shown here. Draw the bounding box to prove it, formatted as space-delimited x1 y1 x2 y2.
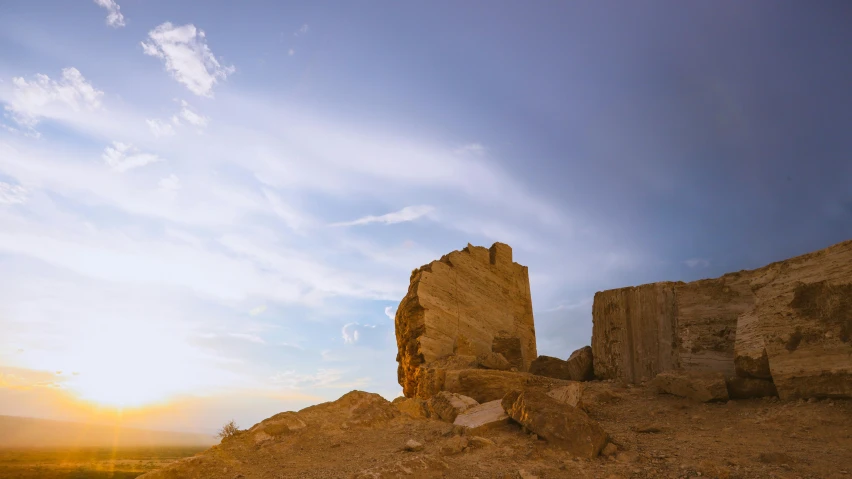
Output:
395 243 537 398
592 238 852 400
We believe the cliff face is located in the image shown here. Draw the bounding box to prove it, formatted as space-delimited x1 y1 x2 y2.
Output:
395 243 537 398
592 239 852 399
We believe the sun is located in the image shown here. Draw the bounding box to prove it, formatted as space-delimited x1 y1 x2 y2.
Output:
56 322 211 409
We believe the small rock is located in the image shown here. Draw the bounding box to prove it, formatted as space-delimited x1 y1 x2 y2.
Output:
634 424 662 433
478 351 512 370
518 470 539 479
440 436 468 456
403 439 424 452
428 391 479 422
467 436 495 449
601 442 618 457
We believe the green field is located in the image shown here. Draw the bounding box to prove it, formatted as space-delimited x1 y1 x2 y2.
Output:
0 446 208 479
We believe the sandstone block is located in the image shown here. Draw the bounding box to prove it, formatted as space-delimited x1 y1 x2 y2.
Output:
501 389 607 458
443 369 576 403
529 346 594 381
725 377 778 399
477 351 511 370
395 243 537 397
653 370 729 402
452 400 510 434
427 391 478 423
403 439 423 452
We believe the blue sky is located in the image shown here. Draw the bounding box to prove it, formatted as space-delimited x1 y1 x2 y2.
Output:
0 1 850 433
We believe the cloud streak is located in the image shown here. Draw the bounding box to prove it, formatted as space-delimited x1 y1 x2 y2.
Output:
141 23 235 97
331 205 435 227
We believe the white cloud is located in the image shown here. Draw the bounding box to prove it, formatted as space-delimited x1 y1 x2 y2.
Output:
684 258 710 268
4 68 103 129
249 305 267 316
141 23 235 97
384 306 396 321
331 205 435 227
341 323 359 344
288 49 295 56
146 118 175 137
175 100 208 128
0 182 28 205
93 0 125 28
294 24 309 36
102 141 164 172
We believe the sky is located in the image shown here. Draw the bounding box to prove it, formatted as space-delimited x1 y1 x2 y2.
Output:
0 1 850 434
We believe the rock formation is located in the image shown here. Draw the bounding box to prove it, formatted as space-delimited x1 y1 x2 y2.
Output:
592 239 852 400
528 346 594 381
395 242 537 398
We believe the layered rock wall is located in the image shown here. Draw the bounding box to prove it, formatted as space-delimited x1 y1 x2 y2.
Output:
395 243 537 398
592 239 852 399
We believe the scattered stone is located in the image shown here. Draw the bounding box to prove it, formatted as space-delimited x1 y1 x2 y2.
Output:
633 424 662 433
439 435 468 456
601 442 619 456
517 470 538 479
726 376 778 399
478 351 512 370
428 391 478 423
653 370 729 402
453 400 510 434
467 436 495 449
501 389 607 458
403 439 423 452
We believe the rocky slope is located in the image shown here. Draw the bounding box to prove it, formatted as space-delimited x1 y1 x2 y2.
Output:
139 385 852 479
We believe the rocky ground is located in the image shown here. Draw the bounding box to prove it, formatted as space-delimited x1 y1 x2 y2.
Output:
139 381 852 479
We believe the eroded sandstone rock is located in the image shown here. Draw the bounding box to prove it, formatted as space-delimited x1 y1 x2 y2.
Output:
529 346 594 381
443 369 576 403
452 399 509 434
501 389 607 458
477 351 511 371
395 243 537 397
393 397 431 418
593 238 852 400
653 370 729 402
427 391 478 423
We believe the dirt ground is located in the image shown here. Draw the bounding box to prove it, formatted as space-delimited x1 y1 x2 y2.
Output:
139 382 852 479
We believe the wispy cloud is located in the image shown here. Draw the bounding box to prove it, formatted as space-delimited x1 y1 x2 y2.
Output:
249 305 267 316
0 182 28 205
384 306 396 321
173 100 209 128
331 205 435 227
93 0 125 28
102 141 164 172
683 258 710 268
141 23 235 97
3 68 103 131
454 143 486 155
146 118 175 137
228 332 266 344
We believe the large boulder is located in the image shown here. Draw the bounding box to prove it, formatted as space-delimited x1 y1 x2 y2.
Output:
501 389 607 459
529 346 594 381
395 243 538 397
427 391 478 422
392 397 431 418
443 369 576 403
653 370 729 402
477 351 511 371
452 400 510 434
